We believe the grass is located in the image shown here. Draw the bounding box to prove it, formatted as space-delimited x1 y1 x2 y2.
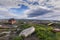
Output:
35 24 57 40
56 32 60 40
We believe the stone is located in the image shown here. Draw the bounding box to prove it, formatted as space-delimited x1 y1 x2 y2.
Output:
19 26 35 37
53 28 60 32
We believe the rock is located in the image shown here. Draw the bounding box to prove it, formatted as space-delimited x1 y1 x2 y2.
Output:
13 25 18 28
53 28 60 32
0 31 11 37
0 31 11 40
0 25 2 27
19 26 35 37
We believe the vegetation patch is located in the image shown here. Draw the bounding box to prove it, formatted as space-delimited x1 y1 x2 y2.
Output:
11 23 60 40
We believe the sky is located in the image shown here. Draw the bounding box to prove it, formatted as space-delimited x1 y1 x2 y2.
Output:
0 0 60 20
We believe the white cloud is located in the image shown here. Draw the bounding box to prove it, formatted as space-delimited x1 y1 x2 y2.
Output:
0 10 19 19
0 6 8 11
0 0 60 9
0 0 60 20
0 0 24 8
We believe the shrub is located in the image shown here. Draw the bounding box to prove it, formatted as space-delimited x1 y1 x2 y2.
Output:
12 36 23 40
35 24 57 40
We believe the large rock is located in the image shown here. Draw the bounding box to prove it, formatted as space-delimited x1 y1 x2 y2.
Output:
19 26 35 37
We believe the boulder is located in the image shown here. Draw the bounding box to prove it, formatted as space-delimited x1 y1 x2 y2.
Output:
19 26 35 37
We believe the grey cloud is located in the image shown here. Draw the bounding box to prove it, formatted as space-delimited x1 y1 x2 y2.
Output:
27 8 53 17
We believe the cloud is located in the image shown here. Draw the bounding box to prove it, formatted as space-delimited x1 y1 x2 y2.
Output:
26 8 53 17
22 4 60 20
25 9 60 20
0 0 60 20
0 7 8 11
0 0 49 9
0 0 20 8
0 10 19 19
24 7 53 17
0 15 6 19
21 0 60 20
0 0 60 9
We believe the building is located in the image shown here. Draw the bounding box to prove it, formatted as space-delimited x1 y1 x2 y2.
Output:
8 18 16 25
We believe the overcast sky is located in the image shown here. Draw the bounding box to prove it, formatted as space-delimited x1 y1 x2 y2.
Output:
0 0 60 20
